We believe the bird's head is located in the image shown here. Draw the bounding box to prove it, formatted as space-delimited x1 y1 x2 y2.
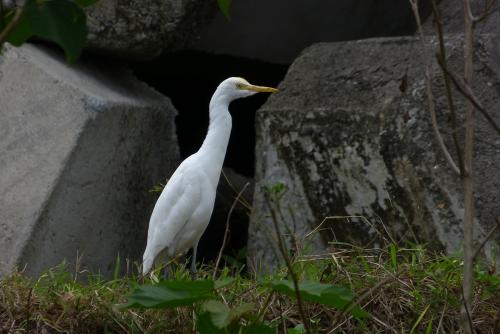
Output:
214 77 278 103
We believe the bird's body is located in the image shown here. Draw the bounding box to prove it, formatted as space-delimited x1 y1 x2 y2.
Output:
142 77 277 277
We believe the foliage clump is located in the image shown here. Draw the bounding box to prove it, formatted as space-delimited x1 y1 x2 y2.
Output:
0 245 498 333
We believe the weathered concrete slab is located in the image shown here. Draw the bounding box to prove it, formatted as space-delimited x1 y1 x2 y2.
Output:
86 0 217 59
0 44 179 277
248 35 499 271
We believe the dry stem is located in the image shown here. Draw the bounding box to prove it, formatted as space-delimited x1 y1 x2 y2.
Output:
264 191 311 334
461 1 475 333
213 182 250 279
435 56 500 137
409 0 461 175
431 0 465 174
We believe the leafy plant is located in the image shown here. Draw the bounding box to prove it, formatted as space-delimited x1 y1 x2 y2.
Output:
217 0 232 20
267 280 368 318
1 0 99 61
0 246 498 333
197 300 254 333
123 280 214 309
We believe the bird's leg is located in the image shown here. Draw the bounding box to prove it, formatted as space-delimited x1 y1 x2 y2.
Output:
190 243 198 280
155 249 171 280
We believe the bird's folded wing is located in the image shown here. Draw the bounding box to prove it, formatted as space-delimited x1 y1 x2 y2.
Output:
145 167 202 259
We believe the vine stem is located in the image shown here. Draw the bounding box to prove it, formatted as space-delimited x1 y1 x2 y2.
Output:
0 1 24 47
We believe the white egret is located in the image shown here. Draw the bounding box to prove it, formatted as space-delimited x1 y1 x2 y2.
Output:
142 77 278 278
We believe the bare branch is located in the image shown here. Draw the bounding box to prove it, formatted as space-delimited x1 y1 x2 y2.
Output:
473 0 499 24
461 0 476 332
410 0 461 175
435 56 500 137
431 0 465 175
213 182 250 279
264 190 311 334
473 216 500 260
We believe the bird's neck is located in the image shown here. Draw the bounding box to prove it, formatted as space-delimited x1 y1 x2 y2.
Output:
198 98 232 183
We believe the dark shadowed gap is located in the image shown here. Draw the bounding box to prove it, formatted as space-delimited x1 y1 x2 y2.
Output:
131 51 288 265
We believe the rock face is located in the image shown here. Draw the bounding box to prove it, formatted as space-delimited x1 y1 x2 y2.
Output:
248 35 499 271
86 0 217 59
0 44 179 277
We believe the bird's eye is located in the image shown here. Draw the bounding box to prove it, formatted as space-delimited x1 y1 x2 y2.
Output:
236 83 244 90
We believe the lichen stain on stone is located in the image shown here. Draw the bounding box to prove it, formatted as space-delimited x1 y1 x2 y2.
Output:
393 157 426 230
331 139 391 216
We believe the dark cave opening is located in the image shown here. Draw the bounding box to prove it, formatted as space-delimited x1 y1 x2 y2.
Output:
131 51 288 265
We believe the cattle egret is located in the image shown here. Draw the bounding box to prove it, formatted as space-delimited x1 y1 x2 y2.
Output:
142 77 278 279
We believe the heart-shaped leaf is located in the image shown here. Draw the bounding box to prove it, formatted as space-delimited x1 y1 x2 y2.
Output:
123 280 214 309
267 280 369 318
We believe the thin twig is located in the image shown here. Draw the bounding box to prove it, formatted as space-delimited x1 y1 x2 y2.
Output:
436 56 500 137
431 0 465 175
264 191 311 334
472 0 498 24
0 1 23 47
409 0 461 175
256 291 275 322
436 303 447 334
212 182 250 279
221 169 252 211
461 1 476 333
338 275 396 321
472 216 500 260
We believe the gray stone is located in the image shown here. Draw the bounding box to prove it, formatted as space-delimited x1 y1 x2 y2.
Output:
248 35 499 271
0 44 179 277
86 0 217 59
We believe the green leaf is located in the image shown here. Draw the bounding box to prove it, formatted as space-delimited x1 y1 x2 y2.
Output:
7 0 88 62
267 280 369 318
214 277 235 289
242 323 275 334
122 280 214 309
200 300 232 329
288 324 306 334
424 316 434 334
217 0 232 20
231 302 254 320
73 0 99 7
389 244 398 270
197 312 221 334
199 300 255 329
410 304 430 334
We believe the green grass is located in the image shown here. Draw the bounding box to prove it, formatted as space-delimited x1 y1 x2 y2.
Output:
0 246 500 333
0 245 498 333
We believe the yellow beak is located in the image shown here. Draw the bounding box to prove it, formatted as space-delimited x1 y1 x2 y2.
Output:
242 84 279 93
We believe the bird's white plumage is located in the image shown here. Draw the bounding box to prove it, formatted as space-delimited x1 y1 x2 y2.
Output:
142 77 277 275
